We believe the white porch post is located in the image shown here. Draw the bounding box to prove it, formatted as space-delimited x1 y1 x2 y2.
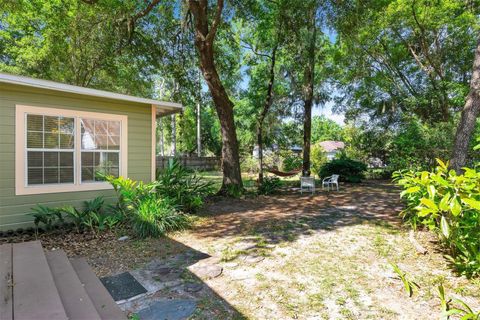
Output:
171 114 176 156
197 102 201 157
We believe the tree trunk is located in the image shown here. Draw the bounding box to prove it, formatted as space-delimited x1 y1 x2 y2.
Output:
451 34 480 173
257 46 278 185
189 0 243 194
302 8 317 177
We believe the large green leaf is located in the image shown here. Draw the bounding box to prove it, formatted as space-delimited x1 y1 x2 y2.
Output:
450 198 462 216
420 198 438 211
440 216 450 239
439 194 451 212
462 198 480 211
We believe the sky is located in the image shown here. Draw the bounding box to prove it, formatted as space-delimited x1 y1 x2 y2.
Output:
313 101 345 125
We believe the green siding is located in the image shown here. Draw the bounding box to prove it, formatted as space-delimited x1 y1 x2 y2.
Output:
0 83 153 230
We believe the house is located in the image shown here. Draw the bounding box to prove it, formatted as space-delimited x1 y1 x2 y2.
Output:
0 73 183 230
318 141 345 161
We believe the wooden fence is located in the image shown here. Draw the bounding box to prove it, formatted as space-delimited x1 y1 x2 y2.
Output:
156 156 221 171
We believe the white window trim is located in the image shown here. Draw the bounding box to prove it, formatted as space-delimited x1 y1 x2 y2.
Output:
15 104 128 195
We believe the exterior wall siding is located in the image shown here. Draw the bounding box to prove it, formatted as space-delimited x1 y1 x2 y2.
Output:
0 83 153 230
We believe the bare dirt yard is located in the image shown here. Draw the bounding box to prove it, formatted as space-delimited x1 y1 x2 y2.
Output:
174 181 480 319
4 181 478 319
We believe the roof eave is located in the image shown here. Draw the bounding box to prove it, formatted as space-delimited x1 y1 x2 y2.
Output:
0 72 183 113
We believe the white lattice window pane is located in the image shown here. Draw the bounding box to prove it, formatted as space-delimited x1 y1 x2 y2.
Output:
44 132 59 148
26 113 75 186
44 152 59 167
80 118 121 182
81 119 96 149
108 135 120 150
27 114 43 131
60 133 74 149
44 167 59 184
60 152 73 166
94 134 108 149
82 167 94 182
28 168 43 185
44 116 59 132
59 117 74 133
96 120 108 135
27 132 43 148
108 121 120 135
27 151 43 167
60 167 74 183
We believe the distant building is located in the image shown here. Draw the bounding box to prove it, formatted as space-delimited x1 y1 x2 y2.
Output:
318 141 345 161
290 145 302 155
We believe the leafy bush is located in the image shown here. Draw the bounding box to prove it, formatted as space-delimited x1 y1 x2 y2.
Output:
365 168 393 180
240 154 259 174
30 197 121 234
282 152 302 172
132 195 190 238
31 205 64 232
311 143 327 174
318 158 367 182
155 160 213 213
258 176 282 195
393 159 480 277
105 175 191 238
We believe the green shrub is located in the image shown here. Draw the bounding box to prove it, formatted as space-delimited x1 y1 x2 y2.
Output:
240 154 259 174
282 152 302 172
311 143 328 174
132 195 190 238
258 176 282 195
30 205 64 232
105 175 191 238
393 159 480 277
318 158 367 182
155 159 213 213
30 197 120 234
365 168 393 180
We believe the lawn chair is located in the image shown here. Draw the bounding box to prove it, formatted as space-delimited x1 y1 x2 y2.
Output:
300 176 315 195
322 174 339 191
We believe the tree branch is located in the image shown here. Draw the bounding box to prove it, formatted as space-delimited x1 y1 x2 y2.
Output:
240 42 272 59
131 0 163 22
205 0 224 43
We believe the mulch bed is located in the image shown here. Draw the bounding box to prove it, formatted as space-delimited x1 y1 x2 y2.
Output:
0 228 188 277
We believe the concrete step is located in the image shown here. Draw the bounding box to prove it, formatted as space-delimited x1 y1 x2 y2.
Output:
0 244 13 320
46 250 101 320
12 241 68 320
70 258 127 320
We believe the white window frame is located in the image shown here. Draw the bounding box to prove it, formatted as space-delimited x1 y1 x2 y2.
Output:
15 105 128 195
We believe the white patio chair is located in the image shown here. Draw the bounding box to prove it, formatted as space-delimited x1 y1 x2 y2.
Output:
322 174 339 191
300 176 315 195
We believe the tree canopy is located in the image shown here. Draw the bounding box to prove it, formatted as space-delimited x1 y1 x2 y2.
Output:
1 0 479 183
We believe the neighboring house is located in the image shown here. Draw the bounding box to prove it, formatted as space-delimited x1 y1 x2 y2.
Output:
319 141 345 161
0 73 182 230
289 145 302 155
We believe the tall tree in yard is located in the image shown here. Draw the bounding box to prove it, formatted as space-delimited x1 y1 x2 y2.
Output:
451 34 480 173
188 0 243 193
237 0 287 184
302 4 317 177
76 0 243 194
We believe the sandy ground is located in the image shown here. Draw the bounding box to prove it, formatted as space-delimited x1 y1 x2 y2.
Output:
172 181 479 319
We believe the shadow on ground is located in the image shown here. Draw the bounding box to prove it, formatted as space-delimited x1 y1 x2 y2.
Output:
113 238 247 320
193 180 404 246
